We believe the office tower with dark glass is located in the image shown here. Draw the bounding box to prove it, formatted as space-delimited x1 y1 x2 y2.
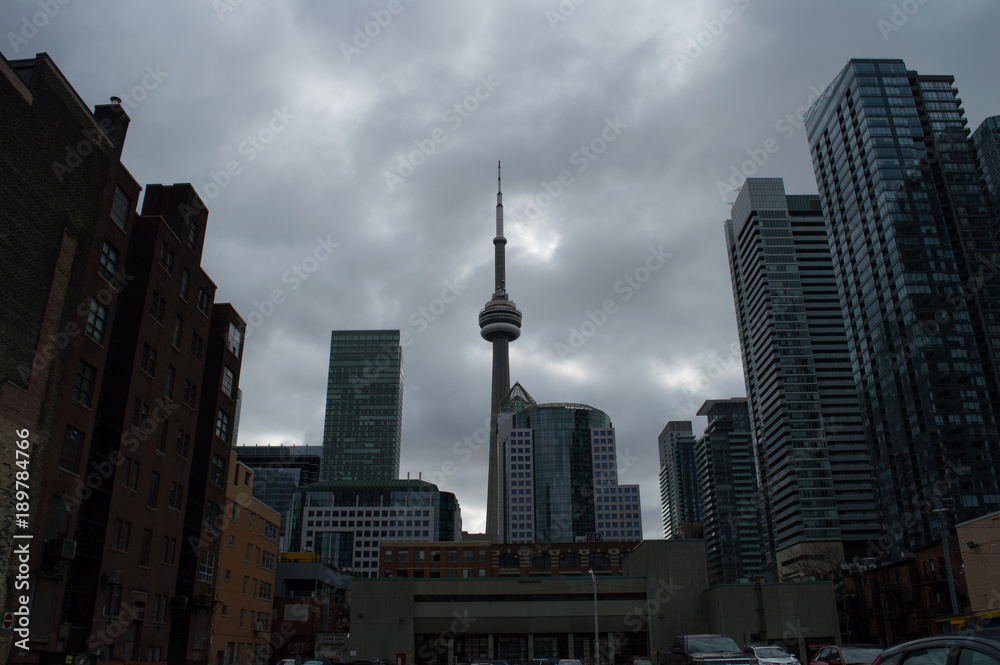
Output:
498 384 642 544
321 330 403 482
658 421 702 539
695 398 764 585
804 59 1000 558
480 164 523 541
725 178 878 579
972 116 1000 227
236 444 322 550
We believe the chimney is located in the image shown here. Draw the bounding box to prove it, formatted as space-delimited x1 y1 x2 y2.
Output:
92 97 131 159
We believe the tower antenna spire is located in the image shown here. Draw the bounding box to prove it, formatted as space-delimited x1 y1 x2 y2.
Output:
480 162 522 542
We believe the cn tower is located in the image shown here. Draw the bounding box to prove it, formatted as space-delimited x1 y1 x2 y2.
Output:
479 162 522 541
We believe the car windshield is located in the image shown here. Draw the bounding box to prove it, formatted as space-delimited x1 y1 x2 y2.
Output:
840 648 882 664
756 649 790 658
689 638 742 653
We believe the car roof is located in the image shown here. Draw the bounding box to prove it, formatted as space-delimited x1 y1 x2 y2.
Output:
881 631 1000 657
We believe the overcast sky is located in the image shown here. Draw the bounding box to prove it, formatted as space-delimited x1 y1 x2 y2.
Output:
8 0 1000 536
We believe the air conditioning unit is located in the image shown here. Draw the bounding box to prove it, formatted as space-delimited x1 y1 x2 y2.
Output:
170 596 189 611
253 620 266 632
103 570 121 584
45 538 77 560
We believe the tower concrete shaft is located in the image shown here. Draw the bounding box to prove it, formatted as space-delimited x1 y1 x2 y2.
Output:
479 162 522 541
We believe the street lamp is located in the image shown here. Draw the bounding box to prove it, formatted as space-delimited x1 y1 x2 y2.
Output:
590 569 599 665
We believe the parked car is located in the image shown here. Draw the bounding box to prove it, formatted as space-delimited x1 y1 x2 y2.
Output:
660 634 758 665
745 646 800 665
630 658 654 665
527 659 559 665
557 660 584 665
871 630 1000 665
809 645 884 665
470 660 510 665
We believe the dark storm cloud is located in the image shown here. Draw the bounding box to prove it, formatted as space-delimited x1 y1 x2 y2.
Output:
6 0 998 535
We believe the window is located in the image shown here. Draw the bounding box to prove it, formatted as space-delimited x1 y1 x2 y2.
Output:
221 605 228 618
205 502 221 535
530 553 550 567
415 550 425 562
159 242 174 273
148 291 165 323
148 472 160 507
98 242 119 282
180 269 190 299
259 581 272 601
198 550 216 583
262 551 275 570
112 518 131 551
72 361 97 406
161 536 176 564
246 544 252 562
120 458 139 490
197 288 209 314
155 421 167 453
165 365 175 399
85 300 108 343
227 322 242 356
446 549 457 562
210 454 226 486
59 426 84 473
431 549 441 562
899 648 950 665
172 316 183 347
175 429 190 458
398 550 409 563
45 496 70 539
463 550 473 562
589 552 610 566
111 186 130 229
103 584 122 617
222 366 235 398
139 529 152 566
168 482 183 510
498 552 519 567
183 380 197 408
188 221 198 250
958 650 1000 665
190 333 204 360
215 410 231 443
140 344 157 376
560 552 581 566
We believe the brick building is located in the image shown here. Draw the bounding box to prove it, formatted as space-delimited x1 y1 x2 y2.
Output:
0 52 247 665
213 453 280 665
0 51 141 663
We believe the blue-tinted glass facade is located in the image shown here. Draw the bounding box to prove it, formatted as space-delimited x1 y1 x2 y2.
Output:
805 59 1000 558
321 330 403 482
502 403 642 543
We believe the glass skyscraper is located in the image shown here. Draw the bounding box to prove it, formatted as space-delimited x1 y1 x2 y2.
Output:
725 178 877 579
804 59 1000 559
972 116 1000 227
321 330 403 482
498 384 642 544
657 421 702 539
695 398 765 585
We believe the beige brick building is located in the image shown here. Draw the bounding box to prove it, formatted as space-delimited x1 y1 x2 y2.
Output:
212 454 280 665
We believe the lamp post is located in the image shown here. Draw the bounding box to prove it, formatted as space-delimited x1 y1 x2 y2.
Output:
590 568 599 665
